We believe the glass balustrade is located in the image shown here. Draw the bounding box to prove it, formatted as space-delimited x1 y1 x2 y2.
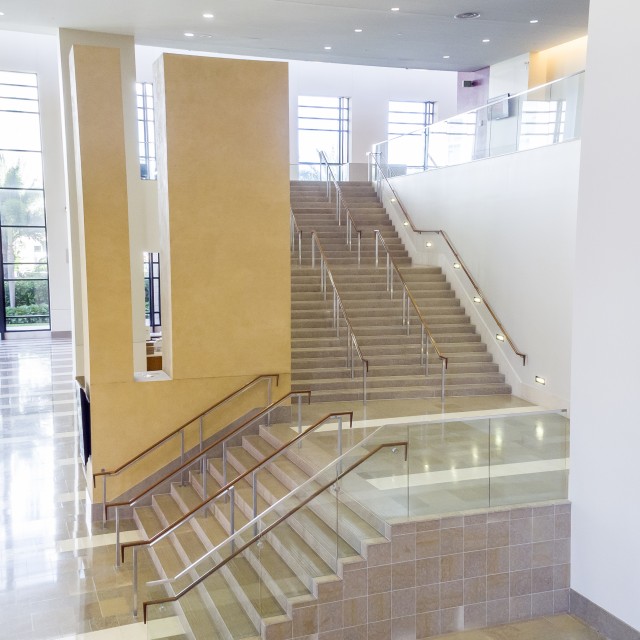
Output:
373 71 585 176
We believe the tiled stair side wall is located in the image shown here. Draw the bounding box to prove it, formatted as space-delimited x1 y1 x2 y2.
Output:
286 502 570 640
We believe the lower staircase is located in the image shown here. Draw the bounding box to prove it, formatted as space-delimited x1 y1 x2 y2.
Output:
133 420 390 639
290 180 511 401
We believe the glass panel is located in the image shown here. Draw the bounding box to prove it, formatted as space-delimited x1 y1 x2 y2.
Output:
298 106 340 120
0 97 39 113
0 151 44 188
0 71 37 87
298 96 339 108
4 264 48 280
0 111 41 151
2 227 47 259
4 280 50 329
0 190 45 226
298 130 339 163
0 84 38 100
489 412 569 507
298 117 340 131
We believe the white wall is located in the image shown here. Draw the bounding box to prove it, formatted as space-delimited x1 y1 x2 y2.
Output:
0 31 71 333
570 0 640 630
489 53 530 98
388 141 580 408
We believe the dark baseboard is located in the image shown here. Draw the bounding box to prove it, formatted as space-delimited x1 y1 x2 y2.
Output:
571 590 640 640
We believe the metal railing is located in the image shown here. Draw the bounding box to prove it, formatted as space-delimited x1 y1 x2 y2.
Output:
122 411 353 616
142 440 408 623
106 390 311 567
368 152 526 366
93 374 280 524
374 230 448 401
318 151 362 265
290 207 302 266
310 231 369 402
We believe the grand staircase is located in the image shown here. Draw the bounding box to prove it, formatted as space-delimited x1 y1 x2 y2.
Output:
290 180 511 402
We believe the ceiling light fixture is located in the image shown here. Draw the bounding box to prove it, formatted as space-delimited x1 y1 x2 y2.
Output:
391 7 400 11
530 19 539 24
354 28 363 32
202 12 214 18
184 32 195 37
455 12 480 19
473 296 482 303
425 241 432 247
443 55 450 59
324 45 332 50
482 38 491 43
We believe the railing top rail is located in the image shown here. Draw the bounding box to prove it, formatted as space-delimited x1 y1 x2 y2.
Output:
369 155 526 365
318 150 362 237
142 440 408 623
373 69 586 149
124 411 353 566
311 231 369 371
374 230 447 368
93 374 280 484
105 390 311 515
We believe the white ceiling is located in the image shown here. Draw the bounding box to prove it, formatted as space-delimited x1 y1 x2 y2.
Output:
0 0 590 71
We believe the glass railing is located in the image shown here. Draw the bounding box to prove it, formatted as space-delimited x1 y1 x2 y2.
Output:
142 406 568 636
373 71 584 177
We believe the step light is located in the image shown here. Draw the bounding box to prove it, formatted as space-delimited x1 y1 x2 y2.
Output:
496 334 505 342
425 241 432 247
535 376 546 385
403 221 409 226
473 296 482 303
453 262 461 269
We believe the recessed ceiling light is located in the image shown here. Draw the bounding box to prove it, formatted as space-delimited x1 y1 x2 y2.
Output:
391 7 400 11
455 12 480 19
530 19 539 24
443 55 450 59
324 46 332 50
184 32 195 37
202 12 214 18
482 38 490 43
354 28 363 33
0 11 5 16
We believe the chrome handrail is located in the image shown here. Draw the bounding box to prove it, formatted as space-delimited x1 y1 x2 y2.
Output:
142 440 408 623
310 231 369 402
368 152 526 366
93 374 280 524
107 390 311 567
123 411 353 616
290 207 302 266
374 230 448 402
318 150 362 265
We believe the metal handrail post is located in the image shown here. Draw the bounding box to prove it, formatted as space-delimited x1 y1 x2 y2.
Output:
133 547 139 617
199 416 204 451
102 472 107 526
115 507 121 567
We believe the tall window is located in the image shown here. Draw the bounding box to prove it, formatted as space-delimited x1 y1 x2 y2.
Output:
136 82 156 180
518 100 566 151
298 96 350 180
387 101 436 173
144 252 161 332
0 70 51 333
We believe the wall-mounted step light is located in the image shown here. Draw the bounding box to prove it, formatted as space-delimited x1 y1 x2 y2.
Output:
453 262 461 269
496 334 505 342
473 296 482 303
426 241 432 247
535 376 546 385
403 221 409 226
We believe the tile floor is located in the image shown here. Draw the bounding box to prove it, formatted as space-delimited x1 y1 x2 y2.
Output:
0 335 599 639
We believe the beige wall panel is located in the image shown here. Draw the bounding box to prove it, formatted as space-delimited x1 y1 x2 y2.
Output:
70 45 133 385
90 373 290 499
156 54 291 381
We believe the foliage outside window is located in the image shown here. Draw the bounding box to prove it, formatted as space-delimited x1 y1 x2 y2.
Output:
0 70 50 332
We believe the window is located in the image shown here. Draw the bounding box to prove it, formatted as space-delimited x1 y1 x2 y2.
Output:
387 101 435 173
136 82 156 180
0 70 51 333
144 252 161 332
518 100 566 151
298 96 350 180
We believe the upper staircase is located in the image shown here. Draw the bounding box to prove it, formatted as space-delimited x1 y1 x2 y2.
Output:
290 180 511 402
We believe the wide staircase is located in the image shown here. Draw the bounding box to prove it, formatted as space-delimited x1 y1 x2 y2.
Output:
290 180 511 402
123 405 396 639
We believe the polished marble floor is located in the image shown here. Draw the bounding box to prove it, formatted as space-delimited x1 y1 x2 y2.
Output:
0 336 580 639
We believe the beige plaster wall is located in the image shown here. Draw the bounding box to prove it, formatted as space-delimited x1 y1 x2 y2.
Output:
70 47 291 501
529 37 588 87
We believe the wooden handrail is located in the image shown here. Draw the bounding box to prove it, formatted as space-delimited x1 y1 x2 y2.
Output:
121 411 353 563
143 440 408 623
93 374 279 486
375 230 448 370
105 390 311 517
369 152 526 366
